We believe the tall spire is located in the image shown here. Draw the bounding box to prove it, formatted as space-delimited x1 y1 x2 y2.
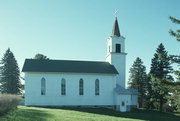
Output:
112 17 121 37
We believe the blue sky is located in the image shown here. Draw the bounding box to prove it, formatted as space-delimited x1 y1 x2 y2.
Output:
0 0 179 84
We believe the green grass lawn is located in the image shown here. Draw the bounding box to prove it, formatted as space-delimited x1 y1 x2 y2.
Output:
0 106 179 121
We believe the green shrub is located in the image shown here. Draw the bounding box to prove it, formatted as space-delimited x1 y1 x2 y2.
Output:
0 94 21 115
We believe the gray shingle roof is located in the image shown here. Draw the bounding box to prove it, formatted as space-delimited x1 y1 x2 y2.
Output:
22 59 118 74
114 84 139 95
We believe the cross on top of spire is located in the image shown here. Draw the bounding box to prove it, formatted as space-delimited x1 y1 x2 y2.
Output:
114 9 118 18
112 9 121 37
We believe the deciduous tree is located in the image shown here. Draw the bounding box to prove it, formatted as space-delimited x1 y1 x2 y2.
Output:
34 53 49 60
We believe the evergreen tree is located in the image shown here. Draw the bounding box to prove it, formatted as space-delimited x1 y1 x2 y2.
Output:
0 48 21 94
169 55 180 81
144 73 156 109
169 16 180 81
169 16 180 42
167 16 180 111
128 57 147 108
150 43 173 111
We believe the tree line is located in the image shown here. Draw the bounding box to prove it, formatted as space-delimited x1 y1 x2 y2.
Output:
128 16 180 112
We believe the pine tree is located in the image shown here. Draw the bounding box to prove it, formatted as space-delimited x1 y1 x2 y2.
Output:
169 16 180 42
167 16 180 111
128 57 147 108
169 55 180 81
168 16 180 82
150 43 173 111
0 48 22 94
168 17 180 111
144 73 156 109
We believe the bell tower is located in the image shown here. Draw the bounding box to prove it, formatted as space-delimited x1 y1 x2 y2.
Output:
106 17 127 88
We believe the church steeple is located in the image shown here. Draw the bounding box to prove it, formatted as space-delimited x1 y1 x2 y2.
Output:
106 15 126 88
111 17 120 37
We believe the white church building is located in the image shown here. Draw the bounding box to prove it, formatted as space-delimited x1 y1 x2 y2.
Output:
22 17 138 112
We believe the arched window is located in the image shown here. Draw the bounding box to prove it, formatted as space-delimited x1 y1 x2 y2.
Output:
79 79 84 95
41 77 46 95
61 78 66 95
95 79 99 95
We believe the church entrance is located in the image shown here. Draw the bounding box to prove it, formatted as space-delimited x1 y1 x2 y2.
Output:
120 101 126 112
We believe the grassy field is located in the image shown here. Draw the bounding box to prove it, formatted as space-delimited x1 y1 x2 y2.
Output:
0 106 179 121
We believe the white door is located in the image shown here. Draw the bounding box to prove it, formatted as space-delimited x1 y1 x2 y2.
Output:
120 101 126 112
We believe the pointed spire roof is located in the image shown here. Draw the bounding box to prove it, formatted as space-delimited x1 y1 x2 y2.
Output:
112 17 121 37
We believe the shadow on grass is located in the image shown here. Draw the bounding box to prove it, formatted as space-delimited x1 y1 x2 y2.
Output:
45 106 180 121
0 107 53 121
